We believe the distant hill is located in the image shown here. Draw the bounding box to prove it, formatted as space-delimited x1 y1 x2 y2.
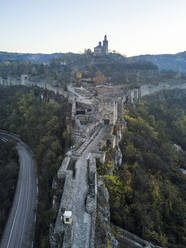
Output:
0 51 62 63
0 51 154 67
131 51 186 74
2 50 186 75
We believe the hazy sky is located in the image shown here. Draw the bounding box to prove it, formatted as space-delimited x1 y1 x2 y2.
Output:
1 0 186 56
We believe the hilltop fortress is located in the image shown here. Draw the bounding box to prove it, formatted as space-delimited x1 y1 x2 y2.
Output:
94 35 108 55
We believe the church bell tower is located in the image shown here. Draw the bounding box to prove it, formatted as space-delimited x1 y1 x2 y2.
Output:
103 35 108 55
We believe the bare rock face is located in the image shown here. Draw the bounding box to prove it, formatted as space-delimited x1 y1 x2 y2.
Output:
115 146 122 169
95 178 163 248
95 178 119 248
97 178 110 220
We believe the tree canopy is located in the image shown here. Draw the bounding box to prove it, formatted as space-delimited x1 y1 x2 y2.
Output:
99 89 186 248
0 86 72 247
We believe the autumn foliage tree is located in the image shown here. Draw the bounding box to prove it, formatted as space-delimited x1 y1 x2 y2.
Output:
93 71 107 85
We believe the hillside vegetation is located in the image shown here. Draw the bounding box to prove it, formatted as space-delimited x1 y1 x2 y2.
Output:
100 89 186 248
0 141 18 239
0 51 62 63
0 52 159 87
131 51 186 74
0 86 72 247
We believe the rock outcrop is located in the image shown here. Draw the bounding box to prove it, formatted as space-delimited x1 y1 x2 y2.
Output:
95 178 163 248
95 178 119 248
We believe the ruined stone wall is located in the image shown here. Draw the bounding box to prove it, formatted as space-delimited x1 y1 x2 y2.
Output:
97 100 118 125
86 157 97 248
51 156 74 248
0 77 20 86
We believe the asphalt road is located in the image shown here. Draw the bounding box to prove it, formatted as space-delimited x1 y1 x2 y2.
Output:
0 133 37 248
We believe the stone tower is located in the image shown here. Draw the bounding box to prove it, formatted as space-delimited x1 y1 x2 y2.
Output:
103 35 108 55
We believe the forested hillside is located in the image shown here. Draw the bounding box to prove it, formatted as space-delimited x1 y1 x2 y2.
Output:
0 51 62 63
0 86 72 247
0 52 159 87
131 51 186 74
99 89 186 248
0 141 18 239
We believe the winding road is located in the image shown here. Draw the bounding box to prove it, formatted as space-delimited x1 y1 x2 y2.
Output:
0 133 37 248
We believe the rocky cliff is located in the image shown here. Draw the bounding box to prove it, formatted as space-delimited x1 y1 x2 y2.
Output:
95 178 163 248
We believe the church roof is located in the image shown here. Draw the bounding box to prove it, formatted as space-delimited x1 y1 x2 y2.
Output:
94 45 102 49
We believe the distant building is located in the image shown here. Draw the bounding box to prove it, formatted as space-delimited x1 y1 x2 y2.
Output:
94 35 108 55
21 74 29 85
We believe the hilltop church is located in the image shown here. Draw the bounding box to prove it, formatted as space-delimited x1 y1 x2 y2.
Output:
94 35 108 55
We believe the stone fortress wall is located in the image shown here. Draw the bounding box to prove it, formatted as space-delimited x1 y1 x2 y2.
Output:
1 75 186 247
50 124 107 248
